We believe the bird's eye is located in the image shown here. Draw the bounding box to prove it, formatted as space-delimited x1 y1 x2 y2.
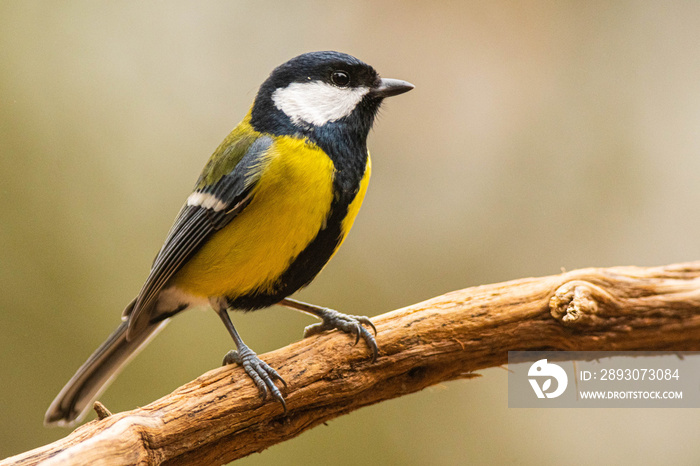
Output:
330 70 350 87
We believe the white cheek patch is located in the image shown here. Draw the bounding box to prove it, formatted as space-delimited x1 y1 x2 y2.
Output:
272 81 369 126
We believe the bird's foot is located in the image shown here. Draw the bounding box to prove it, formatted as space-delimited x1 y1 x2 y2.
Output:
223 345 287 413
303 308 378 361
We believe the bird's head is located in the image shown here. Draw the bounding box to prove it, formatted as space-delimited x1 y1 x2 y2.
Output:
250 51 413 142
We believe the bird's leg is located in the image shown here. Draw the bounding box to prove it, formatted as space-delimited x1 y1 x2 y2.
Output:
216 307 287 413
279 298 378 362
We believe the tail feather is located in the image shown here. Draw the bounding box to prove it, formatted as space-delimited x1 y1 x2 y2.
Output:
44 319 167 426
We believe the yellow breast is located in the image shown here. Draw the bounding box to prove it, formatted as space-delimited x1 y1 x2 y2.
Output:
171 136 336 298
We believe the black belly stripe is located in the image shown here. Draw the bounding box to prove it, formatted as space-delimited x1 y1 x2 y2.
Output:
228 140 368 311
228 196 350 310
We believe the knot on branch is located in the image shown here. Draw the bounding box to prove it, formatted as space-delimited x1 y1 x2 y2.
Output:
549 280 618 327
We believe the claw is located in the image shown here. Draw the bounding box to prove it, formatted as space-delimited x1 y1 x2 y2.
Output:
358 317 377 336
302 309 378 362
222 346 287 413
352 323 361 345
359 325 379 362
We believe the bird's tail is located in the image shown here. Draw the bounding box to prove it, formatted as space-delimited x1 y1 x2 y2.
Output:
44 317 168 426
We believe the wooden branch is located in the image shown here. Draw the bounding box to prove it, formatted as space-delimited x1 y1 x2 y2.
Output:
5 262 700 465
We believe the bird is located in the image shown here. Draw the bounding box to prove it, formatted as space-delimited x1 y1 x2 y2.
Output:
44 51 413 426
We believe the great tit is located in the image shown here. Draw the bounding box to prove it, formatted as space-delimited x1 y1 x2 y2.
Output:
45 51 413 426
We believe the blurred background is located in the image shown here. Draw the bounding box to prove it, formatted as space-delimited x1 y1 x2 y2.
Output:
2 1 700 464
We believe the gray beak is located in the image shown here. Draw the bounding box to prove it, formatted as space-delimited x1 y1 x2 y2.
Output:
371 78 415 98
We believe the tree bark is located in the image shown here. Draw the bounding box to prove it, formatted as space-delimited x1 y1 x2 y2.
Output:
5 262 700 465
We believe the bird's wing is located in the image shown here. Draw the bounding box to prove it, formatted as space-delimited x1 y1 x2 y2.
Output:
124 134 273 339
